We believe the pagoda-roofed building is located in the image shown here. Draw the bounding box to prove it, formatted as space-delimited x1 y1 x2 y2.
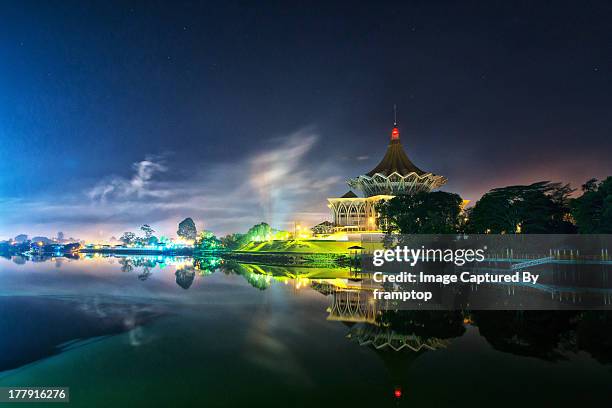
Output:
327 119 447 232
349 121 446 196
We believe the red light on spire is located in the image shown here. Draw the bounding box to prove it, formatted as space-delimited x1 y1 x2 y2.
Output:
391 105 400 140
391 126 400 140
394 387 402 398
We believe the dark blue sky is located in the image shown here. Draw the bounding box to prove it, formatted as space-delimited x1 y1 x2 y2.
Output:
1 0 611 240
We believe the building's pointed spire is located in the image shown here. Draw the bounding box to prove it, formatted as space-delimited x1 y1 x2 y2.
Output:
393 104 397 126
391 104 400 140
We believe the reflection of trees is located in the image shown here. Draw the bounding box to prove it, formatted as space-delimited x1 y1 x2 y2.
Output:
192 258 276 290
135 259 157 281
12 256 26 265
118 258 134 273
472 311 612 365
175 266 196 290
137 267 152 281
136 259 157 268
242 271 271 290
575 311 612 364
220 260 271 290
117 257 158 280
193 257 222 276
472 311 578 361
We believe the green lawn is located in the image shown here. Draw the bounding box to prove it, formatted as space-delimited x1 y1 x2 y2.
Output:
237 239 364 254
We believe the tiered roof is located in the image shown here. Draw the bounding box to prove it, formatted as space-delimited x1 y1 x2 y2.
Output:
365 135 426 177
347 122 447 196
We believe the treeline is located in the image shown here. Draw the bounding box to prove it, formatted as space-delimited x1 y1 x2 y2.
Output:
378 176 612 234
211 222 289 251
117 218 289 251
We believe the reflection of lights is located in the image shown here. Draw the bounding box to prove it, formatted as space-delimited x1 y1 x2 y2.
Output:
293 277 311 290
172 238 195 246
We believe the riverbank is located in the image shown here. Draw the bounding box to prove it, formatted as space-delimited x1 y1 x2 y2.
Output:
46 239 372 267
211 239 368 266
79 247 193 256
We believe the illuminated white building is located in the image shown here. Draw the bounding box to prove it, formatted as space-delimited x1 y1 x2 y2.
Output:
327 120 447 232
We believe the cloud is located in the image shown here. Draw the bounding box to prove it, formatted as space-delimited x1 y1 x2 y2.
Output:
0 129 345 240
88 156 168 202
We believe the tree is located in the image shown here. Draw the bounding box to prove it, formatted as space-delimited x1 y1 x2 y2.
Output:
177 218 197 241
571 177 612 233
245 222 273 242
467 181 575 234
32 236 52 245
120 232 136 245
582 178 598 192
221 233 247 250
140 224 155 239
197 231 222 250
14 234 28 243
378 191 463 234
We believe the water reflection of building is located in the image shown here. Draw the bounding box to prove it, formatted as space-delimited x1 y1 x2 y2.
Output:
347 324 450 352
310 277 462 353
327 119 447 232
327 288 378 325
311 278 383 324
222 261 612 368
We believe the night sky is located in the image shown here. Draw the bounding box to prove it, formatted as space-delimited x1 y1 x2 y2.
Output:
1 1 610 240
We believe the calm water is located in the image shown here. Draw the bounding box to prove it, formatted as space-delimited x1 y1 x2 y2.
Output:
0 255 611 407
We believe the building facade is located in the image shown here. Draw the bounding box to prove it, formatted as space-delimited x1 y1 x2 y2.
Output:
327 121 447 232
